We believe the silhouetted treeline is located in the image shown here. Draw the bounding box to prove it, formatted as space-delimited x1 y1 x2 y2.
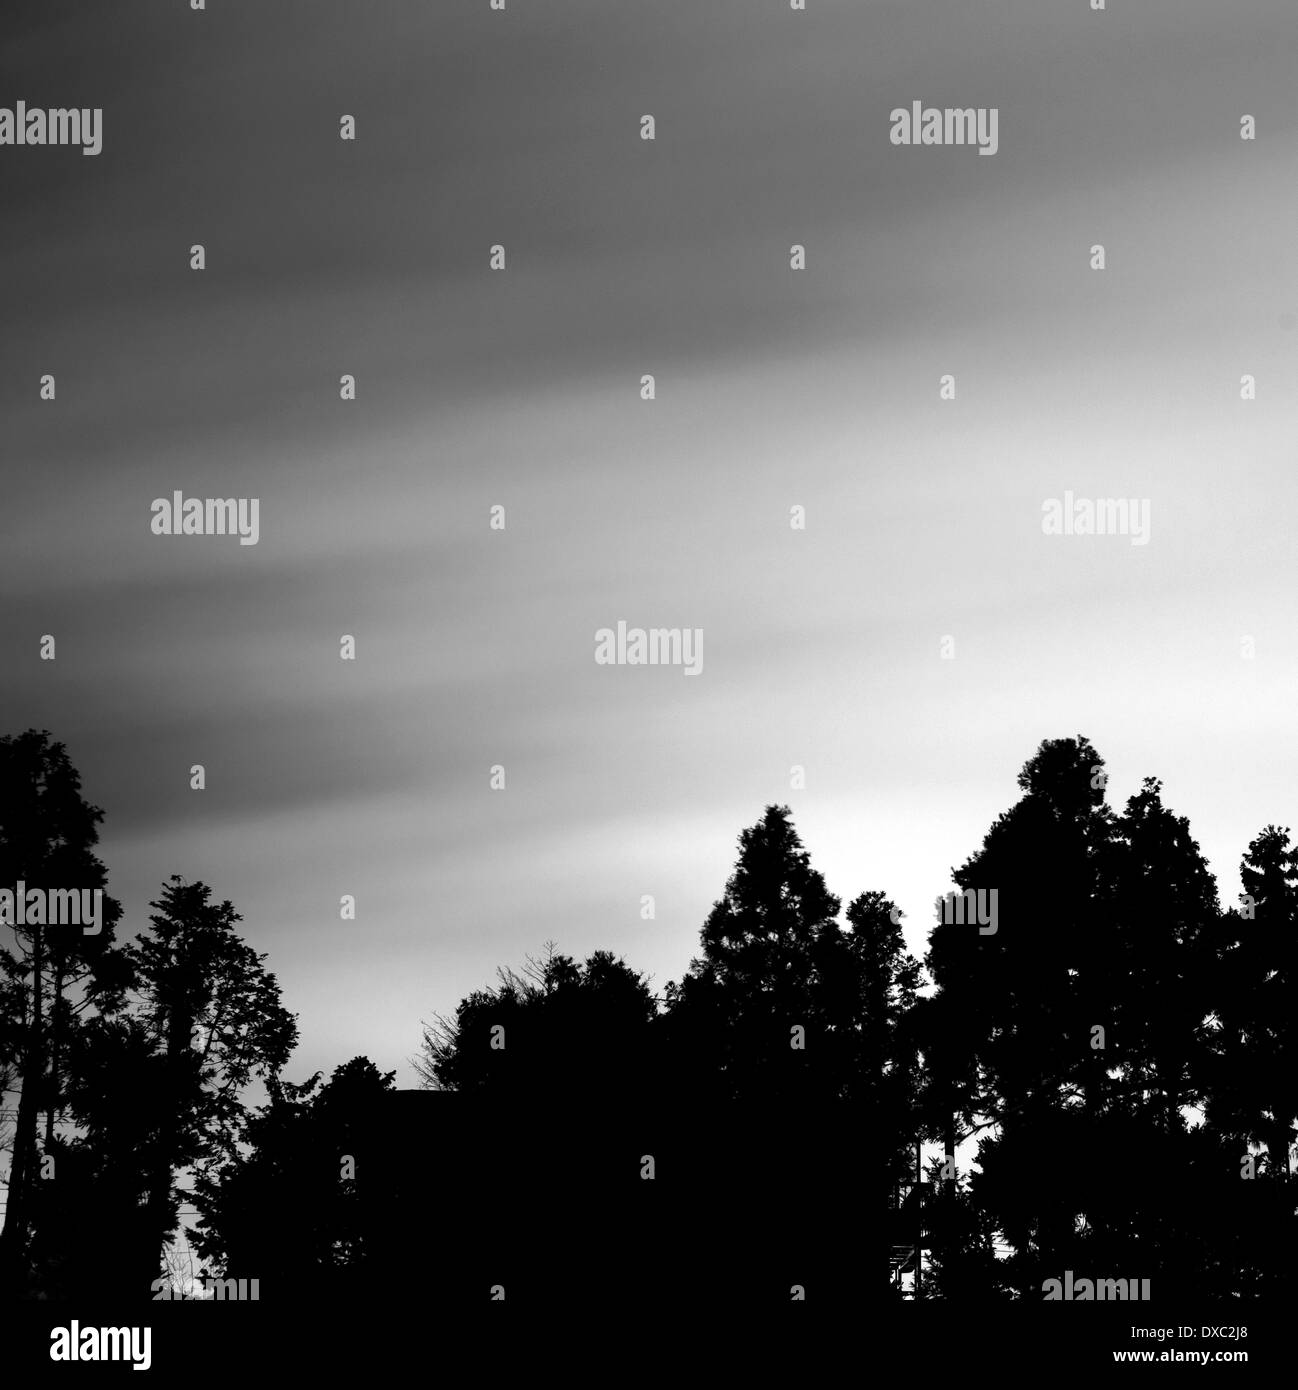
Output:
1 729 1294 1304
0 731 296 1300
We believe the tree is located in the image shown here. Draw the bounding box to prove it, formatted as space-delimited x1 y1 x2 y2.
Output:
1200 827 1298 1296
1220 827 1298 1178
416 943 659 1096
25 1012 167 1298
0 730 125 1297
919 741 1265 1299
1101 778 1222 1136
662 808 920 1296
662 805 845 1101
829 890 922 1293
110 878 298 1291
920 736 1117 1295
190 1056 396 1297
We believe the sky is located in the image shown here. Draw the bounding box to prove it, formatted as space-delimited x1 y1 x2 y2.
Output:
2 0 1297 1090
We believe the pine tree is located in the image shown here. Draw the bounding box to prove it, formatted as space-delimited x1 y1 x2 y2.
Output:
0 730 125 1297
113 878 299 1291
921 737 1116 1295
663 805 843 1101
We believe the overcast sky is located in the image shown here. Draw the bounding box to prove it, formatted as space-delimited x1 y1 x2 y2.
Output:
2 0 1296 1087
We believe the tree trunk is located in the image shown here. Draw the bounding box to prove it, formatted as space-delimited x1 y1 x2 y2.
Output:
138 997 196 1291
0 923 44 1296
43 963 65 1151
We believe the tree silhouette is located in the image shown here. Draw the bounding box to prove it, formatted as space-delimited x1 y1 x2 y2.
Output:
0 730 124 1297
416 942 659 1096
658 808 920 1298
662 805 846 1102
821 890 922 1294
6 726 1297 1307
190 1056 396 1297
117 878 298 1289
1200 826 1298 1295
920 736 1117 1296
1219 827 1298 1179
1102 777 1222 1136
25 1011 166 1298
